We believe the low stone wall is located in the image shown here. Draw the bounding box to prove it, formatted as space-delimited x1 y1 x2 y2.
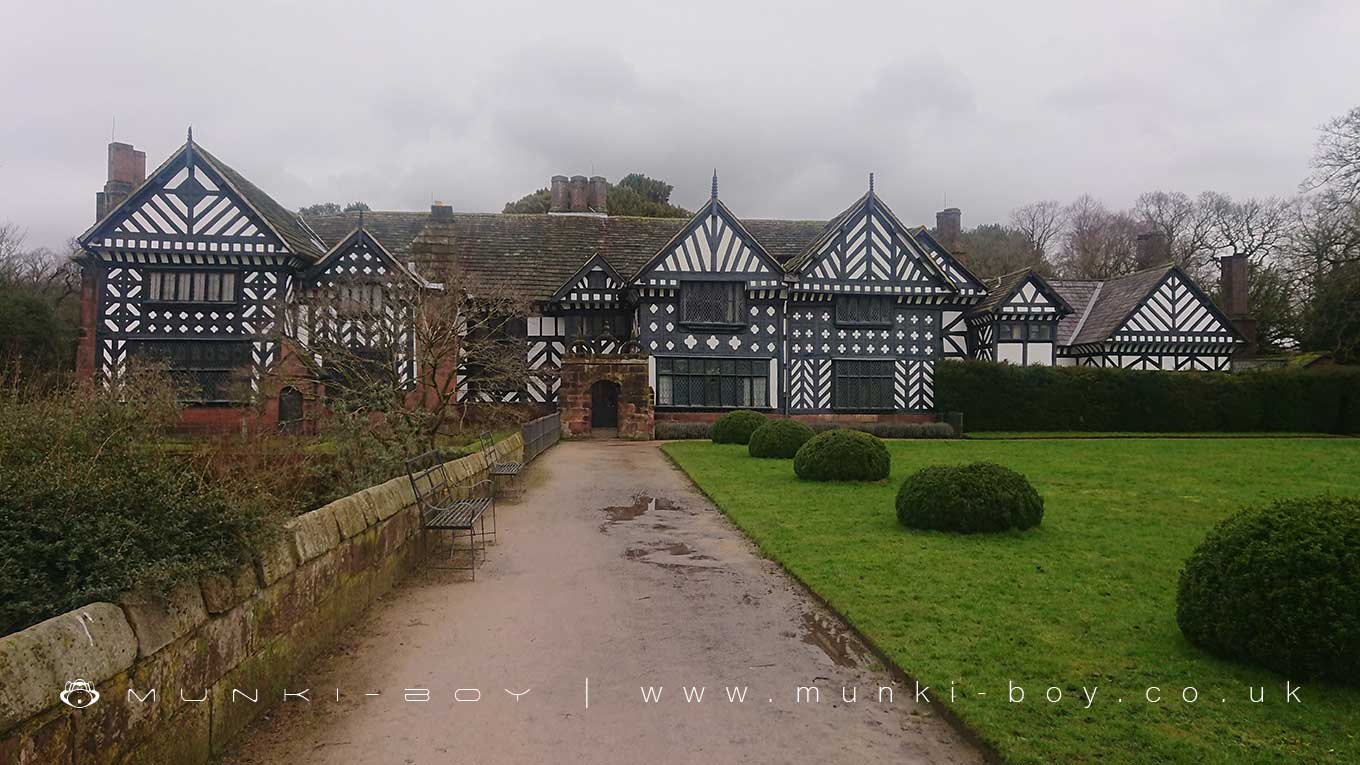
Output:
0 434 525 764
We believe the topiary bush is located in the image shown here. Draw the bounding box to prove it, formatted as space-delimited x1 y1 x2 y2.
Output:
895 462 1044 533
1176 496 1360 684
748 419 815 458
793 429 890 481
711 409 767 445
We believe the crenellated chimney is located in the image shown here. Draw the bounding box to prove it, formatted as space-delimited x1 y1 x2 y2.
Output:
588 176 608 213
935 207 961 250
95 142 146 221
549 175 569 212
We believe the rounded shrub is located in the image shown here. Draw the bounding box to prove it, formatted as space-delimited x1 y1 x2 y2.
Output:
711 409 767 445
748 419 815 459
895 462 1043 533
792 429 890 481
1176 496 1360 684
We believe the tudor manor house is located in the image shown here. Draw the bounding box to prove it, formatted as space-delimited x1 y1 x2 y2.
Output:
74 136 1253 437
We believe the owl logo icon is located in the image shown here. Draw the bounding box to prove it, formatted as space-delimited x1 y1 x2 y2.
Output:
59 679 100 709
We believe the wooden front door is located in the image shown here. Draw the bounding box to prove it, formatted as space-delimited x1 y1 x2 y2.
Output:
590 380 619 428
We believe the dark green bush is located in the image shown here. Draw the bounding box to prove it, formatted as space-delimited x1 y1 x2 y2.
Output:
896 462 1044 533
748 419 815 458
711 409 767 444
0 370 285 636
793 429 890 481
655 421 712 440
1176 496 1360 684
935 359 1360 433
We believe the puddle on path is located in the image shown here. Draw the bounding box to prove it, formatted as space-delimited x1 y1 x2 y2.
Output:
800 612 871 669
600 494 682 525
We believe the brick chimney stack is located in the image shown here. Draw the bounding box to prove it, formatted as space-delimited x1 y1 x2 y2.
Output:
1219 254 1257 358
568 176 589 212
1135 230 1169 268
588 176 608 213
935 207 961 250
549 175 569 212
430 201 453 220
95 142 146 221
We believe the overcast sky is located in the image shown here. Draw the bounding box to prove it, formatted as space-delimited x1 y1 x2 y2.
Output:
3 0 1358 251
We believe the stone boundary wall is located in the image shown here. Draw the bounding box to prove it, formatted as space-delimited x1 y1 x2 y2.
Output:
0 434 525 764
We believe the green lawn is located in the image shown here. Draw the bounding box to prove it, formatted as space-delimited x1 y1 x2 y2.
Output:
663 437 1360 764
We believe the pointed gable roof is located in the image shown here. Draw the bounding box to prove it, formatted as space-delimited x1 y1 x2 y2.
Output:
552 252 625 302
81 140 325 261
787 190 954 293
304 225 435 289
633 193 784 283
1051 264 1243 346
971 268 1074 317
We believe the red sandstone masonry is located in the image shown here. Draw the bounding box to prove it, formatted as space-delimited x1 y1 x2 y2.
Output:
0 435 525 764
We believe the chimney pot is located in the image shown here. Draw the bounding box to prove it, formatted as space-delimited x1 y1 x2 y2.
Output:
549 175 569 212
568 175 589 213
431 201 453 220
588 176 608 214
935 207 962 250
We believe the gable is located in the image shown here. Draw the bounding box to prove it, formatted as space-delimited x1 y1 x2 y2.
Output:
553 253 624 305
1112 270 1238 342
799 194 953 295
999 275 1069 316
82 144 289 257
637 199 780 287
306 228 424 289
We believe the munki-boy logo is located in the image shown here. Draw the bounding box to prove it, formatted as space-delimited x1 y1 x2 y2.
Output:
59 679 101 709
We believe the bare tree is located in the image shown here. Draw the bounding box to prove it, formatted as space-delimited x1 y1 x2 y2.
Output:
1303 105 1360 207
1134 191 1217 279
1009 200 1066 261
287 261 533 448
1054 195 1139 279
1199 192 1295 265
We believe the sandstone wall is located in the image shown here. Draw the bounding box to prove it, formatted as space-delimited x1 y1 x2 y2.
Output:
0 434 525 764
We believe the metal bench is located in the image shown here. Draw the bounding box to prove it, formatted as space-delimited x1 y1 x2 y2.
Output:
405 451 497 578
480 432 523 479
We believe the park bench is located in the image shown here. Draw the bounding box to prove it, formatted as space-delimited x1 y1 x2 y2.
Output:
480 432 524 485
404 451 497 578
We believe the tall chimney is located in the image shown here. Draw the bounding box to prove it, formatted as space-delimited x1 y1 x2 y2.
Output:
95 142 146 221
568 175 589 213
935 207 961 250
549 175 569 212
588 176 608 214
430 201 453 220
1219 254 1256 358
1135 230 1169 268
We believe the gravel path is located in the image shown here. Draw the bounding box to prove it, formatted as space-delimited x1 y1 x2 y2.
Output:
223 440 983 764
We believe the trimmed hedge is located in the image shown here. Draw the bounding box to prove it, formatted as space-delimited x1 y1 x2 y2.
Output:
711 409 767 444
793 429 890 481
655 421 712 440
748 419 815 458
896 462 1044 533
936 360 1360 433
808 421 957 439
1176 496 1360 684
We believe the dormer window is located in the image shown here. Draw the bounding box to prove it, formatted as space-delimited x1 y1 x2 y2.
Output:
680 281 744 327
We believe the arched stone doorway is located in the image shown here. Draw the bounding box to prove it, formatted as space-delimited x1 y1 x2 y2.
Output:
590 379 620 429
278 386 304 433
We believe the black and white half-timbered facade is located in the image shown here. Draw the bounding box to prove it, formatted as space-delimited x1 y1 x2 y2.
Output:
75 138 1245 430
